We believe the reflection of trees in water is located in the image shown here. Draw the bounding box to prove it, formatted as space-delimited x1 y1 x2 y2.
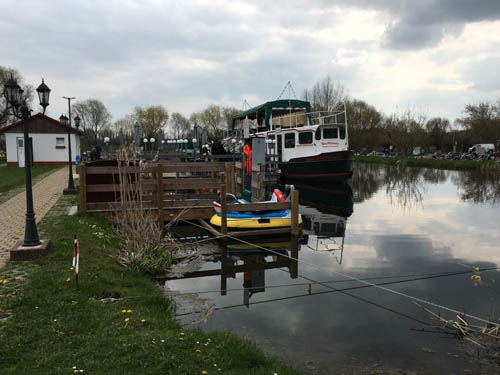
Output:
353 162 426 210
422 168 448 184
384 163 425 210
451 170 500 205
351 163 384 203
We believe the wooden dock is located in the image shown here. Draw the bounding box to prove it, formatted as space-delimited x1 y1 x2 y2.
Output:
79 159 300 239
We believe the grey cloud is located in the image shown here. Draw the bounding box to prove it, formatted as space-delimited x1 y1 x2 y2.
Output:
380 0 500 50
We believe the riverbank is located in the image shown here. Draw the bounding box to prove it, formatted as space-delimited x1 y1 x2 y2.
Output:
0 201 299 375
355 155 499 171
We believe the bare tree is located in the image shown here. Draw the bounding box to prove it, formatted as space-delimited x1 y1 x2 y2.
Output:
191 105 236 139
134 105 169 139
303 76 347 112
73 99 112 147
169 112 191 138
1 66 34 127
457 101 500 146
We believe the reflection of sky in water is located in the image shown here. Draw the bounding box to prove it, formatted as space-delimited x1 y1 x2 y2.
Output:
167 166 500 374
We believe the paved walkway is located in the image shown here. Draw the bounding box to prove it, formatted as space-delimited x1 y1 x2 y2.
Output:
0 168 67 268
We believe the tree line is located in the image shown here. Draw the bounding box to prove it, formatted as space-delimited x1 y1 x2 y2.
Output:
304 76 500 154
1 66 499 155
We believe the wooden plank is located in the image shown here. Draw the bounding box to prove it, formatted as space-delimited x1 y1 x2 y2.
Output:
225 162 233 195
158 162 226 173
163 179 221 190
291 189 299 236
162 200 213 208
229 227 292 238
86 201 157 210
85 166 151 174
225 201 290 212
157 164 164 226
86 183 157 192
161 207 214 221
221 184 227 235
79 164 87 212
163 193 218 200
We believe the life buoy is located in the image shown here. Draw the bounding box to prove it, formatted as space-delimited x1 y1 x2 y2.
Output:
273 189 285 202
243 144 252 176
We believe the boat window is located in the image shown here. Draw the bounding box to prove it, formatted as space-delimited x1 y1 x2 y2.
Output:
339 126 346 139
323 128 338 139
315 127 321 140
284 133 295 148
298 132 313 144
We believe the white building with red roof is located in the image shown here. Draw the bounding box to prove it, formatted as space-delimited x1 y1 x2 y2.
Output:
0 113 83 167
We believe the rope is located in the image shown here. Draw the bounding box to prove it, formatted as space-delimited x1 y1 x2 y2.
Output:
168 267 499 297
179 219 500 327
276 81 297 100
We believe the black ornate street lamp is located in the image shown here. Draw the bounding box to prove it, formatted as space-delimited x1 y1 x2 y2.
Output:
3 75 51 246
61 96 77 194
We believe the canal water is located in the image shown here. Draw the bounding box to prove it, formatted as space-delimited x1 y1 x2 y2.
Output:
166 163 500 374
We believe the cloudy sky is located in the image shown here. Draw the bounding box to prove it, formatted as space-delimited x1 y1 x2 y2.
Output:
2 0 500 124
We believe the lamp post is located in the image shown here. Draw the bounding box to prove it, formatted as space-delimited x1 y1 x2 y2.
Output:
134 121 140 155
3 75 50 247
143 138 148 155
192 138 198 161
104 137 110 159
150 137 155 157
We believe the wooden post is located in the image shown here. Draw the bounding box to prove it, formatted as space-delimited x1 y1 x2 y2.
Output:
290 189 299 236
225 162 233 195
79 164 87 212
157 164 164 226
220 242 228 295
220 184 227 235
289 236 298 279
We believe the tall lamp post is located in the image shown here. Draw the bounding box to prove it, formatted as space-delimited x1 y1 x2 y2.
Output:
150 137 155 157
62 96 77 194
104 137 111 159
3 75 50 248
143 138 148 155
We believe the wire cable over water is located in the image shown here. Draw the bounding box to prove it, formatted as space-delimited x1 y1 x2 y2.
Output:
179 219 500 327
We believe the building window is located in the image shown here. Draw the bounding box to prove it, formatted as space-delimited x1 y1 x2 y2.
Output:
56 137 65 148
323 127 338 139
284 133 295 148
298 132 313 144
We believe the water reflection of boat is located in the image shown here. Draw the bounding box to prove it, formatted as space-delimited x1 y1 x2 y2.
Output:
284 179 353 263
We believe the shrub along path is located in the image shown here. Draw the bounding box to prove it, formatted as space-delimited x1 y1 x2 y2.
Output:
0 167 67 268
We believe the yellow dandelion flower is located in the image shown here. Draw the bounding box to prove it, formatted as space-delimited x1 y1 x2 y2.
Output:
202 371 208 375
127 309 133 313
70 266 75 271
179 337 184 341
66 277 71 282
141 319 146 323
180 332 185 336
121 309 127 313
15 276 21 280
196 349 201 353
124 318 130 322
3 280 8 284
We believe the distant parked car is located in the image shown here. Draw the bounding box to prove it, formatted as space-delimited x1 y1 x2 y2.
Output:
446 152 461 160
468 144 495 154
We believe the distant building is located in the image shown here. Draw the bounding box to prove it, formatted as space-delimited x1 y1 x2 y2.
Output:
0 113 82 167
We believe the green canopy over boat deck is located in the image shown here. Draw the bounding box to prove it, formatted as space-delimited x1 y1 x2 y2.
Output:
231 99 312 131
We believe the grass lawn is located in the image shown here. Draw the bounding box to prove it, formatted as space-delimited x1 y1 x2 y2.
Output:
355 155 499 171
0 166 61 204
0 206 299 375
